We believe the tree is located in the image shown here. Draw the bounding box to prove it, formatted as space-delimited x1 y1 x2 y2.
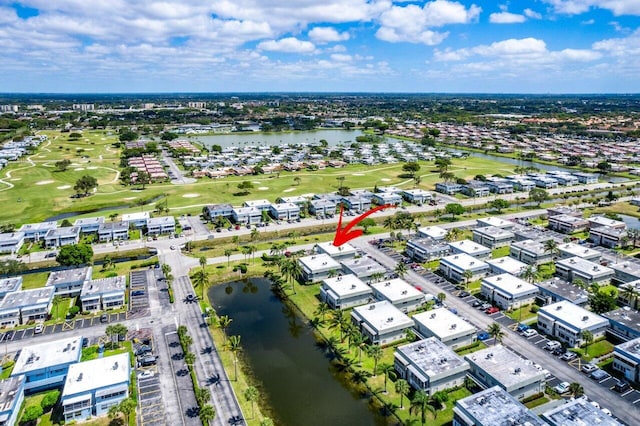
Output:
367 344 383 376
621 284 639 309
52 295 62 319
74 174 98 196
431 390 449 410
184 352 196 370
237 181 254 194
521 265 540 285
445 203 465 219
199 404 216 425
55 159 71 172
395 379 410 409
293 176 301 186
445 228 462 242
118 399 136 425
56 244 93 266
488 322 504 346
543 239 559 258
314 302 331 321
224 249 233 267
244 386 260 419
462 270 473 289
218 315 233 344
118 129 139 142
437 292 446 304
40 389 60 411
581 330 594 354
21 405 44 423
105 324 128 347
394 262 408 278
488 198 510 213
569 382 584 397
529 188 550 207
435 157 451 172
329 310 349 342
410 390 437 425
195 386 211 406
359 217 376 234
136 170 151 189
378 363 396 393
589 289 617 314
192 269 210 300
226 335 242 381
597 161 612 173
336 175 346 189
199 256 207 270
402 162 421 177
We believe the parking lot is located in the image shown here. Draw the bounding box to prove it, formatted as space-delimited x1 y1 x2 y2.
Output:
130 270 151 313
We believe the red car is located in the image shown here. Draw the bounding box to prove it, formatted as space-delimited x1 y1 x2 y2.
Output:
485 306 499 314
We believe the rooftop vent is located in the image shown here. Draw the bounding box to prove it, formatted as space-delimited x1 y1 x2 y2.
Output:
514 367 521 375
369 305 375 310
385 282 391 286
450 324 457 330
497 276 502 281
556 305 562 310
387 317 394 323
77 373 83 382
582 315 589 321
350 284 356 289
113 361 118 370
401 290 407 295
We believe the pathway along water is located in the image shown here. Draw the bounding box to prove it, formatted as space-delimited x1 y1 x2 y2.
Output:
208 278 388 426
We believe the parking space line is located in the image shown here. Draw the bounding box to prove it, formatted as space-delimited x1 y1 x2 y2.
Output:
633 398 640 404
621 389 634 397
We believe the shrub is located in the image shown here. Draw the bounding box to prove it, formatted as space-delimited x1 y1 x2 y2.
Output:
41 390 60 411
530 305 539 313
21 405 43 423
69 306 80 316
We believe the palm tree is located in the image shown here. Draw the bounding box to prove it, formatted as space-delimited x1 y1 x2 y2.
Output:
383 216 396 231
329 310 349 342
437 292 446 304
395 379 410 409
195 387 211 406
314 302 331 321
445 228 462 242
410 390 437 425
199 404 216 425
226 335 242 381
543 239 559 259
162 263 171 277
581 330 594 355
224 249 233 267
244 386 260 419
192 269 210 300
350 331 367 364
366 344 383 376
250 227 260 242
521 265 539 285
184 352 196 370
462 269 473 289
370 272 385 283
378 362 396 393
218 315 233 344
620 284 639 309
569 382 584 397
241 246 251 262
199 256 207 270
118 399 136 425
52 295 62 320
488 322 504 346
395 262 408 278
573 278 587 290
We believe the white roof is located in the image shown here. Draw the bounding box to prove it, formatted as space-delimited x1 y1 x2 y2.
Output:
147 215 175 226
482 273 538 297
449 240 491 256
322 274 371 298
122 211 150 221
539 301 608 329
402 188 431 196
588 215 625 228
558 243 600 259
13 336 82 375
371 279 424 303
465 345 544 389
476 217 513 228
73 217 105 226
556 257 613 278
63 353 130 397
81 276 126 298
418 225 447 240
486 257 528 275
352 301 414 333
243 199 271 207
315 241 357 257
413 308 476 339
298 254 341 272
440 253 489 272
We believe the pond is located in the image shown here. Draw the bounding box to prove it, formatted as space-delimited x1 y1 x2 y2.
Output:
616 214 640 230
208 278 388 426
193 129 366 148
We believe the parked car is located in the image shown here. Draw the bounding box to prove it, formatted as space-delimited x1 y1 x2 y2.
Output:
485 306 499 314
480 303 492 310
100 313 108 323
554 382 571 394
458 291 470 298
34 323 44 334
472 300 482 308
581 363 598 374
544 341 562 351
614 380 631 393
590 369 611 381
516 324 530 333
560 352 578 362
138 370 155 379
135 345 153 356
477 331 490 341
138 355 158 367
522 329 537 338
131 290 145 296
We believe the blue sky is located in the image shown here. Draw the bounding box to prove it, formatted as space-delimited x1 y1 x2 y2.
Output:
0 0 639 93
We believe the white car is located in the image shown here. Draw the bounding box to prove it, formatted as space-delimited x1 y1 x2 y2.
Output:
554 382 571 394
601 408 612 416
138 370 155 379
34 323 44 334
522 329 537 338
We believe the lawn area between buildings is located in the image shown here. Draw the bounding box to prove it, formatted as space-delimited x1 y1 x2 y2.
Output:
0 129 523 226
571 339 615 362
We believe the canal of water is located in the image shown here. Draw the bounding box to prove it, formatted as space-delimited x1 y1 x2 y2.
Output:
208 278 389 426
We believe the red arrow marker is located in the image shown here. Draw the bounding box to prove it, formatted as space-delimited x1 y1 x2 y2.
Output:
332 204 396 247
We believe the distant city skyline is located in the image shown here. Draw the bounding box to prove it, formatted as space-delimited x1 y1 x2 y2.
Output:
1 0 639 93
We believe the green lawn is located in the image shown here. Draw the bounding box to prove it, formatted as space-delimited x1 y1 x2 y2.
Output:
21 272 50 289
491 246 510 258
455 341 487 356
505 305 538 323
572 339 615 361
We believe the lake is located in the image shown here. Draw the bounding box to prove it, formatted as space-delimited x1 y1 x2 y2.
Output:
208 278 388 426
193 129 366 148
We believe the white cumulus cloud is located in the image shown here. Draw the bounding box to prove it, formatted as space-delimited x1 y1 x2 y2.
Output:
542 0 640 16
257 37 316 53
489 12 526 23
524 8 542 19
308 27 350 44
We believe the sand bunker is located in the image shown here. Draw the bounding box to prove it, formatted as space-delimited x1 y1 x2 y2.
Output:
57 185 71 190
123 197 137 200
380 178 391 182
352 173 364 176
252 181 261 184
257 187 269 190
182 193 200 198
36 180 54 185
9 178 21 181
86 166 98 170
283 188 296 193
74 168 85 171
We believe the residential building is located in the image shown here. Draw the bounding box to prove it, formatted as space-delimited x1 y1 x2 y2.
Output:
315 241 357 260
460 181 490 197
45 267 92 297
405 238 450 262
413 308 476 349
550 173 579 186
275 196 308 207
557 242 601 261
531 175 558 189
371 279 426 313
511 179 536 192
481 274 539 310
80 276 126 312
610 261 640 284
439 253 489 283
341 257 387 281
0 287 55 327
298 254 341 282
269 202 300 221
98 221 129 242
0 376 25 426
371 192 403 206
573 172 598 184
555 257 614 285
400 189 432 204
394 338 469 394
453 386 545 426
513 226 546 242
44 227 80 248
537 301 609 347
19 221 57 241
121 212 150 228
417 226 447 240
449 240 491 259
232 207 262 225
542 398 622 426
319 274 373 310
472 226 514 249
146 216 176 235
202 204 234 221
548 214 589 234
308 198 336 216
590 226 628 248
464 345 546 400
547 206 582 217
535 277 589 306
242 199 271 212
435 182 461 195
0 277 21 301
62 353 130 422
12 336 83 392
604 308 640 341
0 232 25 254
486 257 527 277
510 239 554 265
476 216 515 229
613 336 640 383
351 301 414 346
486 180 513 194
588 215 626 230
341 196 371 212
73 217 105 233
